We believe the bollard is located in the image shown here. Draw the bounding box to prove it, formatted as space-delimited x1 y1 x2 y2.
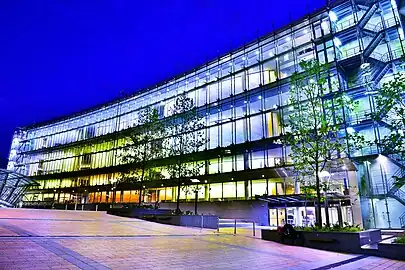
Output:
81 204 84 211
234 219 237 235
74 203 77 211
201 215 204 230
95 204 98 212
217 217 220 233
252 221 256 237
65 204 68 211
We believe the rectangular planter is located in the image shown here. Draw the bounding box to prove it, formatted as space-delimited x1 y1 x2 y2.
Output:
107 207 172 218
261 229 381 254
375 242 405 261
153 215 219 229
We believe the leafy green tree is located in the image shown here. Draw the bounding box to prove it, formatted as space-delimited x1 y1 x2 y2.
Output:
283 60 364 227
372 73 405 188
119 107 165 205
166 93 207 214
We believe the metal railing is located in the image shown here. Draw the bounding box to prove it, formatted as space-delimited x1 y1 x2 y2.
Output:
394 189 405 203
337 46 361 60
217 218 258 237
399 212 405 228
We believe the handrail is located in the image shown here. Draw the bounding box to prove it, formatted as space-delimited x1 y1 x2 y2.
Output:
395 189 405 201
399 212 405 227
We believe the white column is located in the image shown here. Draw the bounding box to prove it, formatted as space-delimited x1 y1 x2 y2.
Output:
347 170 363 228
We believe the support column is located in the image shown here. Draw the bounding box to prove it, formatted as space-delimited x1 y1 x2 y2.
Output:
347 170 363 228
204 184 209 201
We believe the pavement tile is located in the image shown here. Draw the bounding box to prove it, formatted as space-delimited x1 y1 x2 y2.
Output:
0 209 403 270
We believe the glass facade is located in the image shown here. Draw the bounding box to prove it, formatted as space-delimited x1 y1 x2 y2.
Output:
7 0 405 228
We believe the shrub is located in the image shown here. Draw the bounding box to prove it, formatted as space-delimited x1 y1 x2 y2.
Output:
394 236 405 244
295 223 362 233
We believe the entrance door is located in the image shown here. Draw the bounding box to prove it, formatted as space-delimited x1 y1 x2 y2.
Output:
269 208 286 227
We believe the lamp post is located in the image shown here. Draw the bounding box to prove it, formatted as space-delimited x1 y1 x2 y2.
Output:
111 178 117 208
191 179 200 215
319 170 331 227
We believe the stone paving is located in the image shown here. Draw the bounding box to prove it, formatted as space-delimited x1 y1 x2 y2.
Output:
0 209 403 270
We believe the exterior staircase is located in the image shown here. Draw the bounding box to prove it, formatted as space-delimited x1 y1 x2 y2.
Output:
358 3 379 30
371 154 405 227
363 28 384 58
368 51 391 84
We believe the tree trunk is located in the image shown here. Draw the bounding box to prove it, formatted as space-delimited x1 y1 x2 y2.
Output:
175 164 181 214
175 178 181 214
315 172 323 227
138 164 145 206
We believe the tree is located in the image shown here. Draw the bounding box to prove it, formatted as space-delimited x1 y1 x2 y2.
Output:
282 60 364 227
181 184 203 215
166 93 207 214
372 73 405 188
119 107 165 205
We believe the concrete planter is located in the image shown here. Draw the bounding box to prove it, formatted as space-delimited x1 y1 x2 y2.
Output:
107 207 172 218
150 215 219 229
301 229 381 253
373 242 405 261
262 229 381 253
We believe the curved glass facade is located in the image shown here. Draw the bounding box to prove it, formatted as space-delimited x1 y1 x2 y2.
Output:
7 0 405 228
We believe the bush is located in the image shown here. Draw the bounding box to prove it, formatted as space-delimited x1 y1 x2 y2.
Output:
394 236 405 244
295 223 362 233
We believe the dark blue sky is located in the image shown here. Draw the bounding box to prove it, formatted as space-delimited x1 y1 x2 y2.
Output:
0 0 325 167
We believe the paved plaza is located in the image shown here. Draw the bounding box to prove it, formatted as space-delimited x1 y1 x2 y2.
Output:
0 209 403 269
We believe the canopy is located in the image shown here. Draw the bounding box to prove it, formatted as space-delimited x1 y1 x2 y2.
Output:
0 169 38 207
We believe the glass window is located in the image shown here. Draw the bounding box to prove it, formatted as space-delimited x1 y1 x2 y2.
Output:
209 159 219 174
262 58 278 85
209 183 222 199
264 89 279 110
247 48 260 66
296 44 315 68
252 180 267 196
264 111 281 138
235 119 246 144
327 47 335 63
262 42 276 61
279 84 290 106
294 27 312 46
221 77 232 99
277 34 293 52
234 99 247 119
222 156 233 172
209 107 219 125
196 87 207 107
279 51 295 79
250 115 263 141
223 182 236 199
209 126 219 149
222 122 233 147
221 103 233 121
267 148 283 167
251 151 265 169
249 93 262 114
248 66 261 90
237 181 245 199
209 82 219 103
233 53 246 73
234 72 245 95
314 23 322 39
235 154 244 171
